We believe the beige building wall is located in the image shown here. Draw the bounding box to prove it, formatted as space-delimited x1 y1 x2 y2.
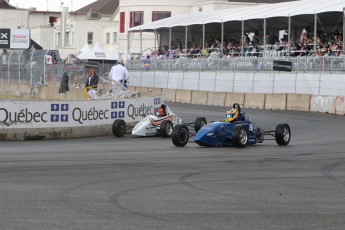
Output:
0 9 28 28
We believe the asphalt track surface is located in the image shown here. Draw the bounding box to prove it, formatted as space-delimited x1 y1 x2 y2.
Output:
1 103 345 230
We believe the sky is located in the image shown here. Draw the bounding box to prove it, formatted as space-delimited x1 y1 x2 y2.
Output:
8 0 97 12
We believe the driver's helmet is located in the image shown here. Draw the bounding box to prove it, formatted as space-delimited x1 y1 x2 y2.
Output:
225 108 238 122
156 104 167 117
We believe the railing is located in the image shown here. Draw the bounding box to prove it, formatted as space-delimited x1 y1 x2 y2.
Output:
2 50 345 87
0 49 114 86
126 56 345 72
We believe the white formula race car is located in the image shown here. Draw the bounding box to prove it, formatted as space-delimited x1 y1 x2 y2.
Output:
112 104 206 138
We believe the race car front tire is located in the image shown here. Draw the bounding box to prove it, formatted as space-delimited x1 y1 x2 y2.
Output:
172 124 189 147
160 120 173 137
112 119 126 137
194 117 207 133
275 123 291 145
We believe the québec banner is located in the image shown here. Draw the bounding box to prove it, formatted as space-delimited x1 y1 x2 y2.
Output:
0 96 164 129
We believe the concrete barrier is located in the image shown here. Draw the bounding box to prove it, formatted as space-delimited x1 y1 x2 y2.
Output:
162 88 177 102
335 96 345 115
134 86 149 93
191 90 208 105
244 93 266 109
225 93 245 107
265 93 287 110
207 92 226 106
286 94 310 111
133 87 158 97
176 89 192 103
148 87 162 94
310 95 336 114
128 86 136 91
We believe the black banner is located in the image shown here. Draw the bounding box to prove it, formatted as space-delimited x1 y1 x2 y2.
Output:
0 29 10 49
273 60 292 72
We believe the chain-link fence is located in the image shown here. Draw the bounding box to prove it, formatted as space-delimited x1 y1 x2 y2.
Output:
0 49 115 86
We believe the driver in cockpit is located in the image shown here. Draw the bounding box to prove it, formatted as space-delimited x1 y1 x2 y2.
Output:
224 107 238 123
156 104 167 117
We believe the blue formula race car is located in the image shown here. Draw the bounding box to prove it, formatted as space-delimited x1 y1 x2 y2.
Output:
171 103 291 148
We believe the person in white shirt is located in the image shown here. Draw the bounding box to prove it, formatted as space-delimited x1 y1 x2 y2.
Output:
109 60 129 88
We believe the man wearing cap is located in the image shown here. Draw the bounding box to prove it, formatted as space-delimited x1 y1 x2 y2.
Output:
109 60 129 88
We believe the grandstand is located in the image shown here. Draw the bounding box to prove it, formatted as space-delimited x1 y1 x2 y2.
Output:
126 0 344 70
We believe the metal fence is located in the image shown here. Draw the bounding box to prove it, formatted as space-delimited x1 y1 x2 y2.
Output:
0 49 114 86
1 50 345 87
126 56 345 72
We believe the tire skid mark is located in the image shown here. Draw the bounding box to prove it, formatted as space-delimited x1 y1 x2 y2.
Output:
320 161 345 187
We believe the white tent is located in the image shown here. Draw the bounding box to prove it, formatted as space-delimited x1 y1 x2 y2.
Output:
128 0 344 31
77 42 91 59
127 0 345 55
79 42 117 61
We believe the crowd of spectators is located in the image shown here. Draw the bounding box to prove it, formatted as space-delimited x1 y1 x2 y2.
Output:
145 29 343 60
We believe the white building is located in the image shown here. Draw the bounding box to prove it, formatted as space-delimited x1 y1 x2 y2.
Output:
1 0 296 59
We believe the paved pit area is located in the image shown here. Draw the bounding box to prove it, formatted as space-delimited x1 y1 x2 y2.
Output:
1 103 345 230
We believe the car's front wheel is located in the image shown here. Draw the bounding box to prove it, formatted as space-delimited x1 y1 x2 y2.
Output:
275 123 291 145
160 120 173 137
172 124 189 147
194 117 207 133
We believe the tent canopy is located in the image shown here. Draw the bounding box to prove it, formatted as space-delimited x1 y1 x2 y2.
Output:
78 42 118 61
128 0 344 32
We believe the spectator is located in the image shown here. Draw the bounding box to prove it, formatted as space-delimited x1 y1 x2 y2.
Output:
85 68 99 100
59 72 69 93
109 60 129 88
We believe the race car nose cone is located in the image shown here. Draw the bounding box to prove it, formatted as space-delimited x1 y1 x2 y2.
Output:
194 122 220 147
132 126 146 136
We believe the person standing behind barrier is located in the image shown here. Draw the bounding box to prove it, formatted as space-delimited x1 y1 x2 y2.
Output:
109 60 129 88
85 68 99 100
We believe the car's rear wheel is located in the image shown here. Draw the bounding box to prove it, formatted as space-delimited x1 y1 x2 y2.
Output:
160 120 173 137
232 125 248 148
275 123 291 145
194 117 207 133
112 119 126 137
172 124 189 147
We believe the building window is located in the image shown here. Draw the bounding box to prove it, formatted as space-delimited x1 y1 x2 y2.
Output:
106 33 110 44
87 32 93 45
65 32 70 46
129 11 144 28
113 32 117 43
55 33 60 46
152 11 171 22
120 12 125 33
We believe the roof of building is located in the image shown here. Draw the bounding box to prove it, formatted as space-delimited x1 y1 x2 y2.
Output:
75 0 119 14
227 0 296 2
129 0 344 31
0 0 16 9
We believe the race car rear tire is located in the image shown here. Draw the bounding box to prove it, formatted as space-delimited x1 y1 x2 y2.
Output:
232 125 248 148
112 119 126 137
194 117 207 133
172 124 189 147
275 123 291 145
160 120 173 137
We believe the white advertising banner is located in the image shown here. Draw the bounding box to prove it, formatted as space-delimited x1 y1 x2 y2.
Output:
0 96 164 129
9 29 30 49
